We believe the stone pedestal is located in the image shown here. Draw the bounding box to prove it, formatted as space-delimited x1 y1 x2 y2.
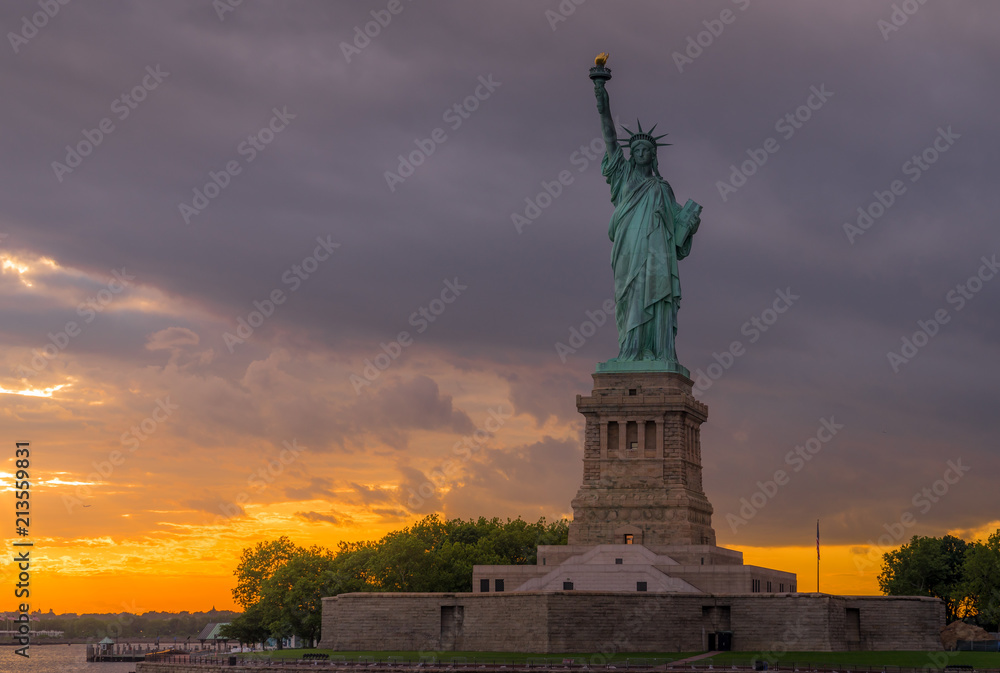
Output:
567 371 716 546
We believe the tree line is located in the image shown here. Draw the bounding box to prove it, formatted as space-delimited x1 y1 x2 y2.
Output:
220 515 568 647
33 610 240 639
879 528 1000 628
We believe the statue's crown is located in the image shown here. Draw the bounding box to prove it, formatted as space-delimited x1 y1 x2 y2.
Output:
618 119 670 148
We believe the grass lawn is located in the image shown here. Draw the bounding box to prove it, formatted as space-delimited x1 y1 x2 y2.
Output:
239 649 1000 669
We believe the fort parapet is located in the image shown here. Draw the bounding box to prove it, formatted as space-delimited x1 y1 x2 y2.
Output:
320 591 943 652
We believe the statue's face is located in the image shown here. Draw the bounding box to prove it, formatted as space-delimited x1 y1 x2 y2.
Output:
631 141 655 166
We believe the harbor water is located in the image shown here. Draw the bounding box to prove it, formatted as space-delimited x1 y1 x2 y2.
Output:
1 644 140 673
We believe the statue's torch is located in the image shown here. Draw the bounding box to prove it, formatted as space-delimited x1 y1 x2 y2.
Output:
589 52 612 83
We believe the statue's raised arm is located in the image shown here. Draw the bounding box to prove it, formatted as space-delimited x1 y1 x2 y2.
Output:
590 53 617 153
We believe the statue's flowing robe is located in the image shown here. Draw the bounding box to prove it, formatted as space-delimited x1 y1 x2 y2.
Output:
602 143 701 362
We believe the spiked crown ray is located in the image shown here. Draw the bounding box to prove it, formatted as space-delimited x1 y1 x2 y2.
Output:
618 119 671 148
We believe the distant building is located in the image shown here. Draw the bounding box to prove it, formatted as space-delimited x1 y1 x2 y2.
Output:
196 622 231 650
98 636 115 656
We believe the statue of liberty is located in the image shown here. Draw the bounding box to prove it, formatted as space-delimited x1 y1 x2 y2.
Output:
590 54 702 375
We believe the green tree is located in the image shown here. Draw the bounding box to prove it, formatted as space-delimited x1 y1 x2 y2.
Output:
69 616 107 639
472 516 566 565
878 534 969 622
365 516 450 591
326 540 378 594
225 515 570 647
354 515 569 593
218 603 270 649
258 547 337 646
232 536 302 609
960 528 1000 630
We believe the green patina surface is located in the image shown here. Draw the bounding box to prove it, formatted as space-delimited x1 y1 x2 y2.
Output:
595 358 691 377
591 56 702 375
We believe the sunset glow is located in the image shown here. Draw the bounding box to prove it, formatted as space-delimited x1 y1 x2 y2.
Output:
2 2 998 618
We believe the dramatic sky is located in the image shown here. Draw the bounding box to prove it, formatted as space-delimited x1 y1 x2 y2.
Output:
2 1 998 614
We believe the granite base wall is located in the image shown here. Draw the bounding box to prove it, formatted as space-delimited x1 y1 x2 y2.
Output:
319 592 943 653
